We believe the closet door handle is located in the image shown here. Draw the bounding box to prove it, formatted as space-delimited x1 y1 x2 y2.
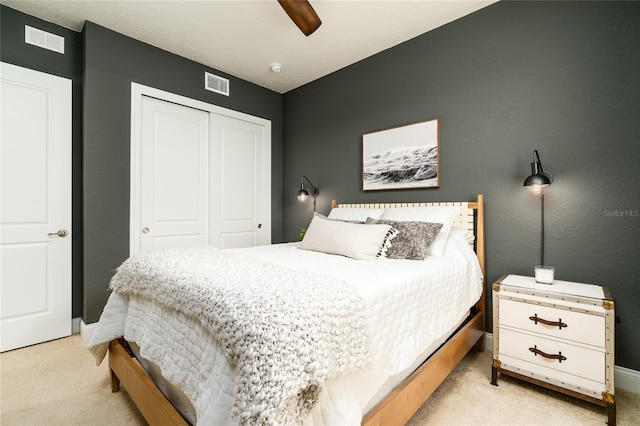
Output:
48 229 68 238
529 314 567 330
529 345 567 363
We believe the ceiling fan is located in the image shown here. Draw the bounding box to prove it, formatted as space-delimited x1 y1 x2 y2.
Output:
277 0 322 36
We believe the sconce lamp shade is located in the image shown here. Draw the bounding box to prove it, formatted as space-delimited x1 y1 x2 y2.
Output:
297 176 319 210
297 188 309 202
524 150 552 194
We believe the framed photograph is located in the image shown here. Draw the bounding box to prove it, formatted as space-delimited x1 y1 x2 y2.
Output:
363 118 440 191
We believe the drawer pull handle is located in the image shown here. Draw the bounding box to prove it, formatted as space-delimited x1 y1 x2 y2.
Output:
529 345 567 363
529 314 567 330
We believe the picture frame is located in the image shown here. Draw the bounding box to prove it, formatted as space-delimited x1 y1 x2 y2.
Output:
362 118 440 191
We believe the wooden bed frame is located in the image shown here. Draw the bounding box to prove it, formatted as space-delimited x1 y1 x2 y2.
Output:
108 194 486 426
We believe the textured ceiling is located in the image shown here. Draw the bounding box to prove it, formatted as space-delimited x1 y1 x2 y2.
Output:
2 0 497 93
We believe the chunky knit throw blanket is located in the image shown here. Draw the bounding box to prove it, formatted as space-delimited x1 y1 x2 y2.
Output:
109 246 370 425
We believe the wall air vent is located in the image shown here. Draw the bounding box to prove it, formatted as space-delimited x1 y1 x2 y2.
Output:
25 25 65 54
205 72 230 96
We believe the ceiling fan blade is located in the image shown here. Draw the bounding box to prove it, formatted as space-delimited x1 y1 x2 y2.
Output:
277 0 322 36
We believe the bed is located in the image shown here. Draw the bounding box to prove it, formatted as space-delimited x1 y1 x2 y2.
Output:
88 195 486 426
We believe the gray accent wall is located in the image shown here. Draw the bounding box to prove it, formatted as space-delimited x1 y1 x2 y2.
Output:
282 1 640 370
82 22 283 323
1 5 84 318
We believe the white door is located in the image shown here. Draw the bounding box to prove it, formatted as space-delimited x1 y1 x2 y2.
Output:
210 114 267 248
131 84 271 255
0 62 72 352
136 96 210 253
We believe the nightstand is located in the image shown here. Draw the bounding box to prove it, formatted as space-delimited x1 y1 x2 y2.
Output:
491 274 615 425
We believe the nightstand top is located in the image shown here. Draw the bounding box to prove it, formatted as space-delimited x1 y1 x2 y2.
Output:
498 274 605 300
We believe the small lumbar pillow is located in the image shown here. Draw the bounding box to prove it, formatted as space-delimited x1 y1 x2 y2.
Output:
365 218 443 260
299 214 397 260
379 206 460 256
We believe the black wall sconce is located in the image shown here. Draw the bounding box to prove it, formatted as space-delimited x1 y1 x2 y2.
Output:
297 175 319 211
523 150 553 266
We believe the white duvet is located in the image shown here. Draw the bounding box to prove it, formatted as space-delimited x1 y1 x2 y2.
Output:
89 228 483 425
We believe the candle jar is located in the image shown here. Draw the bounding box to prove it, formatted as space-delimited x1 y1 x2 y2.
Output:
535 265 555 284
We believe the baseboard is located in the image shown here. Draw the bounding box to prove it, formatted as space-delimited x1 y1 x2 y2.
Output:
80 320 99 341
72 317 81 334
483 332 639 394
484 331 494 352
615 365 640 394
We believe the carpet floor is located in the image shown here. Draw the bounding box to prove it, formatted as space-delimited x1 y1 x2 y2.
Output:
1 335 638 425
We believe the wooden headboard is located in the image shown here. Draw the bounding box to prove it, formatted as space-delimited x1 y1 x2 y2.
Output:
330 194 485 279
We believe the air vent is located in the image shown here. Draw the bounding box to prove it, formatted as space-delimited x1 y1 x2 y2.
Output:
205 72 230 96
25 25 65 54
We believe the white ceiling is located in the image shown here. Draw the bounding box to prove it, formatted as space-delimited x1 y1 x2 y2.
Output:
2 0 497 93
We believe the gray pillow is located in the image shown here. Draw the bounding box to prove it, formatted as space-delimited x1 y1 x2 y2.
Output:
365 218 443 260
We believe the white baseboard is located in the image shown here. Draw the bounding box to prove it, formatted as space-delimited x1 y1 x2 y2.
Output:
615 365 640 394
483 332 639 394
72 317 81 334
80 320 99 341
484 331 494 352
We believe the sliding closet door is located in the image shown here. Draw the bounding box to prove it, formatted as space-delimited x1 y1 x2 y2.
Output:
210 114 268 248
136 96 210 253
131 84 271 255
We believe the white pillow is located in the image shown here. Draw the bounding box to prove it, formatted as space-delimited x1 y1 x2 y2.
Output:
442 226 475 256
327 207 384 222
379 206 460 256
299 214 397 260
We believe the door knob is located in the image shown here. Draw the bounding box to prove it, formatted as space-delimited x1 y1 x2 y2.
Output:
48 229 69 238
258 223 262 229
142 227 150 234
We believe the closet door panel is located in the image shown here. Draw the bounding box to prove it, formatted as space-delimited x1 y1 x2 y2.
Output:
210 114 267 249
138 96 209 253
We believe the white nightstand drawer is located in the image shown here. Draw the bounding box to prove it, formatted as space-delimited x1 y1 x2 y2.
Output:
499 327 605 383
499 354 606 397
499 298 605 347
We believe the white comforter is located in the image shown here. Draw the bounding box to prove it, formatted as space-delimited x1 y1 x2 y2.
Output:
89 228 482 425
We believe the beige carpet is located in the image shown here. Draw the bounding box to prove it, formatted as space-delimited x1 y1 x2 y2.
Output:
1 335 638 425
